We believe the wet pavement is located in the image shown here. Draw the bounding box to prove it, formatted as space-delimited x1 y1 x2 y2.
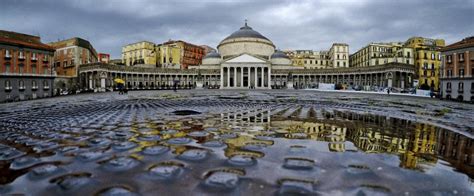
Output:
0 90 473 195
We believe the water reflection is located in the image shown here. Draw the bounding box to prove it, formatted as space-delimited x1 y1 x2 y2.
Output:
0 104 473 195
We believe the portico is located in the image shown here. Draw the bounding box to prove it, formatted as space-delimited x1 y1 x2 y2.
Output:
220 54 271 89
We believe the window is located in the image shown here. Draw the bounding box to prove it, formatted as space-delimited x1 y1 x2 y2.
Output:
43 80 49 89
32 80 37 89
407 52 411 58
19 64 24 73
31 64 36 74
5 49 11 57
19 51 25 59
406 60 410 64
343 62 346 66
447 82 451 90
44 68 48 74
424 52 427 59
5 80 12 90
447 70 452 77
459 82 464 92
337 54 340 59
423 70 427 76
32 53 37 60
343 55 346 59
459 69 465 77
4 63 10 73
19 80 25 90
337 62 340 66
431 53 435 60
43 54 48 61
438 54 441 60
459 53 464 62
63 61 67 67
447 55 452 63
431 63 435 70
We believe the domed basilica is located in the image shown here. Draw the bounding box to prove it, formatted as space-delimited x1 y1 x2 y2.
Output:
195 21 298 89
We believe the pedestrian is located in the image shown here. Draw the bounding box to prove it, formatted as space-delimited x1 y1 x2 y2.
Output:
387 87 390 95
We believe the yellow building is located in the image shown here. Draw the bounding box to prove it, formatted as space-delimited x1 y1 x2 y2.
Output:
284 50 330 69
156 42 182 69
122 41 156 66
404 37 445 91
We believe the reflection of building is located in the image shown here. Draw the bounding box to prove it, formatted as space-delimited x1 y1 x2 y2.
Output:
437 129 474 178
404 37 445 91
0 30 55 102
399 123 438 169
121 41 156 66
440 36 474 102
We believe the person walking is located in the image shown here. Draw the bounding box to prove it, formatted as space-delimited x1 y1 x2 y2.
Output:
387 87 391 95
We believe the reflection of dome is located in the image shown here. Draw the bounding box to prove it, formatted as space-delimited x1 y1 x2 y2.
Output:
217 22 275 60
202 51 222 65
270 50 291 65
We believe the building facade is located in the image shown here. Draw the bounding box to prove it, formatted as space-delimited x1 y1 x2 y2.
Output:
121 41 156 66
404 37 445 91
350 42 414 68
284 50 330 69
98 53 110 63
78 23 414 91
48 37 98 77
0 30 55 102
156 40 205 69
328 43 349 68
440 36 474 102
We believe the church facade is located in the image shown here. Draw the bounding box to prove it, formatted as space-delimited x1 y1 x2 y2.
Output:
78 23 415 91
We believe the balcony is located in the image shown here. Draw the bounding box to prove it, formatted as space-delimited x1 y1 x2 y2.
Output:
19 55 25 60
458 89 464 93
19 86 26 91
446 89 451 93
43 86 50 90
32 86 38 91
4 86 12 92
4 54 11 59
31 57 38 62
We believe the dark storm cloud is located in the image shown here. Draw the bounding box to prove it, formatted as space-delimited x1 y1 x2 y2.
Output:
1 0 472 58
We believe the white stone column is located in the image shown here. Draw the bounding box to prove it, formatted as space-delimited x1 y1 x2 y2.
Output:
254 67 258 88
220 66 224 89
261 67 265 87
241 67 244 88
234 67 237 88
268 67 271 89
227 67 230 88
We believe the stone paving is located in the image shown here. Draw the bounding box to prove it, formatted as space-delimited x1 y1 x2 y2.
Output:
0 90 473 195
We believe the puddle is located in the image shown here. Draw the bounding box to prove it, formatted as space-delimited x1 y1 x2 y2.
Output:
0 99 473 195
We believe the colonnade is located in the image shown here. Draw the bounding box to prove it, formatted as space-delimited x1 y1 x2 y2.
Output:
220 66 271 89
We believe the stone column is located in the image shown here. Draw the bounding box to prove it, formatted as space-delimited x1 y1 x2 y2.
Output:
234 67 237 88
254 67 258 88
261 67 265 87
220 66 224 89
268 67 271 89
227 68 231 88
241 67 244 88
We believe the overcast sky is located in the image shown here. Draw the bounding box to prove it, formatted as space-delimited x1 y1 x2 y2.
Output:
1 0 473 59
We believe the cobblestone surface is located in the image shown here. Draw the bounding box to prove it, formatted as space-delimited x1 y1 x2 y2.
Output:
0 90 473 195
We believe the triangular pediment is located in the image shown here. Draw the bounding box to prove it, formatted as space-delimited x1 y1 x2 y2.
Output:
225 54 267 63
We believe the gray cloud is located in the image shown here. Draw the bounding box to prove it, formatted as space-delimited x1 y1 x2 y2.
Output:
1 0 473 59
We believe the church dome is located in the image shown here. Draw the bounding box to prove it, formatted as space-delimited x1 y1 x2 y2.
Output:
270 50 290 59
221 24 271 42
270 50 291 65
202 51 222 65
217 22 275 60
203 51 221 59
